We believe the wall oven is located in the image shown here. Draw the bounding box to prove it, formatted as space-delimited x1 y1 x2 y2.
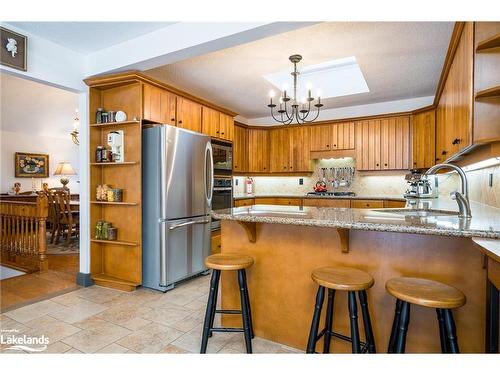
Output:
212 140 232 173
211 176 232 231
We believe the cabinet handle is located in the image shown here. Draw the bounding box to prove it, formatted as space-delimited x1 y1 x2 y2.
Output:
221 132 225 135
452 138 461 145
171 118 175 122
216 131 220 134
326 144 330 148
441 150 447 155
376 163 379 167
178 120 182 124
283 166 287 170
333 144 336 147
384 163 388 167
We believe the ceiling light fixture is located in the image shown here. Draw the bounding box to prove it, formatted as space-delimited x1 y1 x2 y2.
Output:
267 54 323 125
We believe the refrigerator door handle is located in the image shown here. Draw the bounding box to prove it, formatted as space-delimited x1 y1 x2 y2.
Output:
168 219 210 231
205 142 214 207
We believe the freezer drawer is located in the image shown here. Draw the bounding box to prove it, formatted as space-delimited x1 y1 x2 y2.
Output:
159 216 210 288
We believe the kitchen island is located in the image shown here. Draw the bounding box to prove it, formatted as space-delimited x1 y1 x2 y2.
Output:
212 200 500 353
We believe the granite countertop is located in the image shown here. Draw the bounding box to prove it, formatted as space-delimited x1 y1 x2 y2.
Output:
212 198 500 239
233 194 406 201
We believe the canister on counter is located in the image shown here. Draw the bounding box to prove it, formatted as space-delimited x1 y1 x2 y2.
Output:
101 112 109 123
108 111 116 122
107 227 117 241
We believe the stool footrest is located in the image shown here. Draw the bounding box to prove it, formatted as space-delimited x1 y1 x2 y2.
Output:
215 309 242 315
210 327 245 333
315 328 369 353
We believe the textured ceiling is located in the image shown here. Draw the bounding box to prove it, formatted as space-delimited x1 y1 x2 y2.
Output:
146 22 453 119
8 22 176 54
1 73 78 138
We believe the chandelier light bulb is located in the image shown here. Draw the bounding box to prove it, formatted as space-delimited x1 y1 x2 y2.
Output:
306 82 313 90
268 89 276 98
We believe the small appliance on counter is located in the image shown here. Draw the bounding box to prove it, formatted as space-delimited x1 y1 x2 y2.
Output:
404 170 438 198
107 130 124 162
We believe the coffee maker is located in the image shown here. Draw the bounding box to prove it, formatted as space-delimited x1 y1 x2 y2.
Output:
107 130 124 163
404 170 438 198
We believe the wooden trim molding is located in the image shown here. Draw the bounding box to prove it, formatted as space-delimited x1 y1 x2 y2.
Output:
433 22 467 106
84 70 238 117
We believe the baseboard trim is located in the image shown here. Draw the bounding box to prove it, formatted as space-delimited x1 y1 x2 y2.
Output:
76 272 94 287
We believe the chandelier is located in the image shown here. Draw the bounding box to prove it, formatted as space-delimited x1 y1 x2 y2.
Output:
267 54 323 125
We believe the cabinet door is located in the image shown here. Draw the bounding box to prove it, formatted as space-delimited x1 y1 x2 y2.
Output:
247 129 270 173
219 113 234 141
351 200 384 209
233 125 247 173
270 128 290 173
233 126 248 172
234 198 254 207
355 120 370 170
310 125 331 151
331 122 355 150
143 84 161 123
412 110 436 169
202 107 220 137
368 119 381 170
380 116 410 170
290 126 312 172
303 199 350 208
177 97 202 133
160 90 176 125
254 197 302 206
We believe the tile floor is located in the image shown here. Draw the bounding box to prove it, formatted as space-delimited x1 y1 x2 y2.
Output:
0 274 301 354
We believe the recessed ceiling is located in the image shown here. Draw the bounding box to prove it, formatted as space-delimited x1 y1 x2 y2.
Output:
0 73 78 138
145 22 453 120
7 22 176 54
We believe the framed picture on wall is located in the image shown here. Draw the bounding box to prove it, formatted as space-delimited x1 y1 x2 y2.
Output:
15 152 49 178
0 26 27 71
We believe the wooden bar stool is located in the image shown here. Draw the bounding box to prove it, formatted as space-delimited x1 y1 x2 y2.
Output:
200 253 255 353
386 277 466 353
306 266 376 354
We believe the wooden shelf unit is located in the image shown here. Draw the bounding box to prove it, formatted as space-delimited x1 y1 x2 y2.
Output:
475 85 500 100
90 120 140 128
90 201 138 206
88 81 143 291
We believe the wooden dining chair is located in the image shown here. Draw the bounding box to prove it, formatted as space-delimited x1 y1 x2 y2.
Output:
53 190 79 245
46 189 60 244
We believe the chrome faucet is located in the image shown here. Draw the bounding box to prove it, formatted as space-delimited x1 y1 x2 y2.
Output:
424 163 472 218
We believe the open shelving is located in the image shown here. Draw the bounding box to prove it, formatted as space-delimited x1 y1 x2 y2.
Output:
86 79 143 291
476 33 500 52
475 85 500 100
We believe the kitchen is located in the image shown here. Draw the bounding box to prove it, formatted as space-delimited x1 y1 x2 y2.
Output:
1 17 499 364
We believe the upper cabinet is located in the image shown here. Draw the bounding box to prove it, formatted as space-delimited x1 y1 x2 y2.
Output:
270 128 291 173
310 122 355 152
247 128 270 173
233 124 247 173
202 107 234 142
436 22 474 161
143 84 176 125
412 110 436 169
290 126 312 172
356 116 410 171
177 97 202 133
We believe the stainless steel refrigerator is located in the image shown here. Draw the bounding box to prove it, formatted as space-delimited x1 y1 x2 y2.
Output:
142 124 213 292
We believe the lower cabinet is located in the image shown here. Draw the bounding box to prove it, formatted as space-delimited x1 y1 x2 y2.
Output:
303 199 350 208
211 230 221 254
254 197 302 206
234 198 254 207
351 200 385 209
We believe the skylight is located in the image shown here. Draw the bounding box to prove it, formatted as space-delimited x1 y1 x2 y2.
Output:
263 56 369 100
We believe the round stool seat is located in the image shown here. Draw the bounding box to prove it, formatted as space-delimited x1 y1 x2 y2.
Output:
205 253 254 271
385 277 466 309
311 266 374 291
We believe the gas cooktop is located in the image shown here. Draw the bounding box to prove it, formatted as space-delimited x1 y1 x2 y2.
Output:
307 192 356 197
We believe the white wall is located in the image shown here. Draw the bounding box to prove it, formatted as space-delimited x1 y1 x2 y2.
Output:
0 130 80 193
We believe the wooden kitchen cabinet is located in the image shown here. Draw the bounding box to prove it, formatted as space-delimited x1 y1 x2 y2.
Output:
202 106 220 137
331 122 355 150
233 124 247 173
254 197 302 206
177 97 202 133
234 198 255 207
303 198 350 208
412 110 436 169
310 124 331 151
351 199 385 209
219 113 234 141
356 116 410 171
143 84 176 125
211 230 221 254
289 126 312 172
270 128 291 173
247 128 270 173
436 22 473 161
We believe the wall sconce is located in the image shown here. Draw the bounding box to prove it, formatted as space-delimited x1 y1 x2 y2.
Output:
70 109 80 145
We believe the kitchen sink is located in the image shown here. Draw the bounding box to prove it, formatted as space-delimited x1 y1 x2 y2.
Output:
373 208 459 217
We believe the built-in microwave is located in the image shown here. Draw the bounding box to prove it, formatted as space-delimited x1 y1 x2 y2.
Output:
212 140 232 173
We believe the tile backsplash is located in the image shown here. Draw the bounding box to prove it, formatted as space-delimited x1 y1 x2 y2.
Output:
233 161 500 209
